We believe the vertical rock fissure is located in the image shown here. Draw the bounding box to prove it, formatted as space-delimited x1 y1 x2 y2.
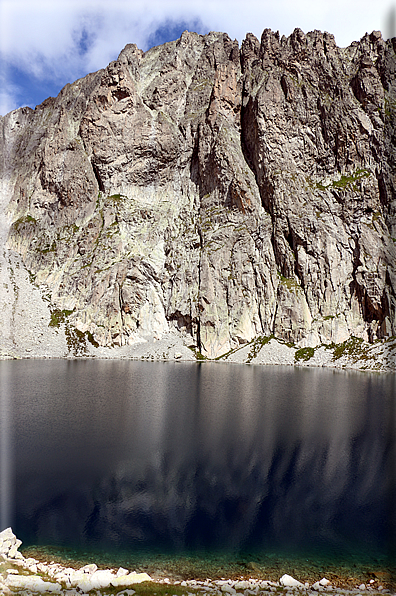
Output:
196 215 204 354
92 162 105 193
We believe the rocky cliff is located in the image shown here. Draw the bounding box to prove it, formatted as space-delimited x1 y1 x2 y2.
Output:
1 28 396 368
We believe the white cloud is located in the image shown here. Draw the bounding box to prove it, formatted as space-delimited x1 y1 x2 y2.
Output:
0 0 394 115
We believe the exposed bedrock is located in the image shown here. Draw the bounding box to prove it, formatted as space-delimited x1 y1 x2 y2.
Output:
1 28 395 358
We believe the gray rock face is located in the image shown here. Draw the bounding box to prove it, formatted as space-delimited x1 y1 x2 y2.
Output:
1 28 395 360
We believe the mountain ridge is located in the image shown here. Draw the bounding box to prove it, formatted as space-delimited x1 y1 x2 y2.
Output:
1 27 395 370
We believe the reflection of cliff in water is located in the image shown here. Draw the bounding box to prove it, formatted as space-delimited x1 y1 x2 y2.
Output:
7 360 395 560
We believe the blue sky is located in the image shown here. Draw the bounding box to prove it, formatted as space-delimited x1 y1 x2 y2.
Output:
1 0 395 116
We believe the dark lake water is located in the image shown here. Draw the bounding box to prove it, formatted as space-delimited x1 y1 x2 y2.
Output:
0 360 395 577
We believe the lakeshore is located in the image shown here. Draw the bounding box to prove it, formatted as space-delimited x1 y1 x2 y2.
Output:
0 529 395 595
1 329 396 374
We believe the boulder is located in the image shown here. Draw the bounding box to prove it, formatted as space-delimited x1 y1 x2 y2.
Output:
111 571 152 586
280 574 304 588
0 528 22 560
5 574 62 593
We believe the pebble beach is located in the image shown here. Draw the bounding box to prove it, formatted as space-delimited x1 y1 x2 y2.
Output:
1 528 394 596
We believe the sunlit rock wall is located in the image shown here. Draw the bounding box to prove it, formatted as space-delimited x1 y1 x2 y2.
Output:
1 29 395 358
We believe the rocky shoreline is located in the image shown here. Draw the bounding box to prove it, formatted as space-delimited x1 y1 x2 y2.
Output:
1 327 396 374
1 529 394 596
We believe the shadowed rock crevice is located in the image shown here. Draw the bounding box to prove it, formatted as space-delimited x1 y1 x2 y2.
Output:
92 162 105 193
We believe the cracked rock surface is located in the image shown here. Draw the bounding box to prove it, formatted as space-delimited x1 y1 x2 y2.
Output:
0 28 395 365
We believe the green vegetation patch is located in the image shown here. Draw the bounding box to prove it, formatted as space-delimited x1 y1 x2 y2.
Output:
39 240 57 254
135 583 207 596
306 169 372 194
295 346 315 362
246 335 274 363
312 168 371 193
49 309 74 327
49 309 99 353
86 331 99 348
384 95 396 118
188 346 207 360
84 582 202 596
277 272 301 292
12 214 36 231
328 336 375 362
65 327 99 355
332 168 370 189
107 193 127 203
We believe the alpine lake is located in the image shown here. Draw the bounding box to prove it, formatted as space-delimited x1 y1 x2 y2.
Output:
0 359 395 588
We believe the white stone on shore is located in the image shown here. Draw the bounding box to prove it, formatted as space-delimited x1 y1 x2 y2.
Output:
280 574 305 588
43 563 152 592
312 578 332 590
111 571 152 586
5 574 62 592
76 569 117 591
0 527 23 560
220 584 236 594
24 558 39 565
320 578 331 586
234 580 252 590
79 563 98 574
